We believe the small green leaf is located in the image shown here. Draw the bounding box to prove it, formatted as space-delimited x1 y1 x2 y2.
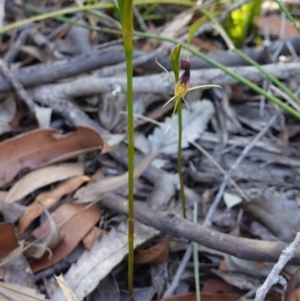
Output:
170 43 182 82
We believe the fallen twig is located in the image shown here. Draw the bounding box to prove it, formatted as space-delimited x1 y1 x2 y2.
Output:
255 231 300 301
100 193 300 264
0 58 35 113
31 62 300 101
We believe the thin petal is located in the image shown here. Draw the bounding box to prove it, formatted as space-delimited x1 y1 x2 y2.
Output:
155 58 175 85
187 84 222 92
162 95 176 108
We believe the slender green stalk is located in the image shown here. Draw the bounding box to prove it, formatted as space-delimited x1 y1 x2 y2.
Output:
193 202 201 301
117 1 135 300
273 0 300 32
17 5 300 120
170 44 186 219
176 97 186 218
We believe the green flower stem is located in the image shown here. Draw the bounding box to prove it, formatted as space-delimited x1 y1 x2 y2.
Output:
117 0 135 300
176 97 186 218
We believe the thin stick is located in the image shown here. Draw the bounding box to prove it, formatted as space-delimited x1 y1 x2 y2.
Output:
204 114 278 227
163 244 193 297
255 231 300 301
0 58 35 113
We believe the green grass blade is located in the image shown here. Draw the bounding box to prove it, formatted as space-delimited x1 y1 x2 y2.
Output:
193 202 201 301
273 0 300 32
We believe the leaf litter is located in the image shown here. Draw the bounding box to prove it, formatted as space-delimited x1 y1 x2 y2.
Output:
1 2 300 301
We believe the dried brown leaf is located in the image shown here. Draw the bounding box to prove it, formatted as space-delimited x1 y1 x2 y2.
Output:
31 203 101 273
0 222 18 258
132 237 171 265
82 226 100 250
0 126 109 187
6 164 84 204
18 175 91 234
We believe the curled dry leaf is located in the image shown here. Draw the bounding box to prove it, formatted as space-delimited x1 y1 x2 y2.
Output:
5 164 84 204
31 203 101 273
131 237 172 265
0 222 19 258
0 126 110 187
18 175 91 235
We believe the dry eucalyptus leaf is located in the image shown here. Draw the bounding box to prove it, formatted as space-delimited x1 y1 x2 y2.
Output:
18 175 91 234
0 222 19 258
0 126 109 187
51 221 159 301
74 148 162 203
55 274 77 301
148 100 215 154
132 237 172 265
5 164 84 204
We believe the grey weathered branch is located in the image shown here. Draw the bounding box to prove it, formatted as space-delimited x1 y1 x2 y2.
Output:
31 62 300 104
1 36 300 93
100 193 300 264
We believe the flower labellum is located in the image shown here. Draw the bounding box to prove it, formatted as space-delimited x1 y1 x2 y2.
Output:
175 60 191 98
